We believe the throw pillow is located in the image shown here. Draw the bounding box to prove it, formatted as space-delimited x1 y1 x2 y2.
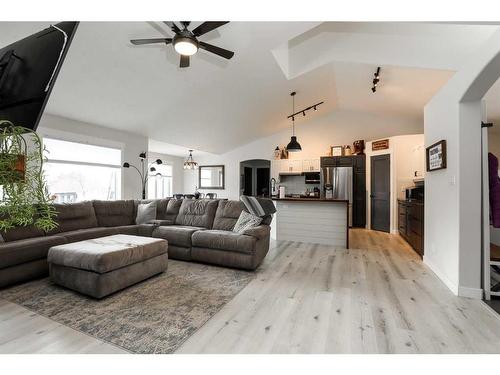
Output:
135 201 157 225
240 195 276 217
233 211 262 234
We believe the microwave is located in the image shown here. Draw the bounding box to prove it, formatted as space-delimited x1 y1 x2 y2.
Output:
304 172 320 184
406 185 424 201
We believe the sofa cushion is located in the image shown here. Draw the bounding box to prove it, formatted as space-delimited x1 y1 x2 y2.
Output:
93 200 135 227
136 201 157 224
191 230 257 254
0 235 67 269
114 224 156 237
233 211 263 234
58 227 118 243
153 225 204 248
134 199 170 220
212 200 245 231
175 199 219 228
50 201 98 233
1 224 45 242
161 198 182 221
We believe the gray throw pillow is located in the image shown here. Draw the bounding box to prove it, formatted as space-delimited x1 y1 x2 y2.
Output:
233 211 262 234
136 201 157 224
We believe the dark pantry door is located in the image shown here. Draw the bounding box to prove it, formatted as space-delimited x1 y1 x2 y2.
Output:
370 154 390 232
243 167 253 196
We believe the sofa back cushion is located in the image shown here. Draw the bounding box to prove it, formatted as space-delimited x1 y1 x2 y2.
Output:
93 200 135 227
1 224 45 242
50 201 98 233
175 199 219 228
160 198 182 221
212 200 245 231
134 199 170 220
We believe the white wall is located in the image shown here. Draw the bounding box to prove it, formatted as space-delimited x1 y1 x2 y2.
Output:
148 151 184 195
424 28 500 298
37 113 148 200
366 134 425 234
184 109 422 199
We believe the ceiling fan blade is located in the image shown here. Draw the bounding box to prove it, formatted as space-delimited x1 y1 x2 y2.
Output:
192 21 229 37
180 55 190 68
130 38 172 45
198 41 234 59
164 21 181 34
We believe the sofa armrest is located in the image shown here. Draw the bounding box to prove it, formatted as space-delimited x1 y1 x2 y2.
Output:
241 225 270 240
147 219 174 226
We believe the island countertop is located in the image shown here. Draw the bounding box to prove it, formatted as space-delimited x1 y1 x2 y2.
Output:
272 197 349 203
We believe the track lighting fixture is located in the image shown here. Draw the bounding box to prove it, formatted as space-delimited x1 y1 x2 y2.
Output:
371 66 381 93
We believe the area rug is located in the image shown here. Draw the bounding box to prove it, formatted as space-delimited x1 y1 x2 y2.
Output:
0 260 254 353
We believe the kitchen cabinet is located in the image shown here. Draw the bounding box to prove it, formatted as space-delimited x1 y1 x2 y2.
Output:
280 159 302 174
302 159 320 172
398 199 424 257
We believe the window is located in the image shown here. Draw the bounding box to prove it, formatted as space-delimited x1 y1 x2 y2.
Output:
147 163 173 199
43 138 122 203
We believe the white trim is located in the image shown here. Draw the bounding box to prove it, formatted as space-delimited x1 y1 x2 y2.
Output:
458 286 483 299
423 255 459 295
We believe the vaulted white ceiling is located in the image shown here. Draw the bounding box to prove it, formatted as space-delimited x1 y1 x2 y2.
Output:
0 22 498 154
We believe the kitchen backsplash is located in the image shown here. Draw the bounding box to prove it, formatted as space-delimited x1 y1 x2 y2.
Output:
278 175 320 195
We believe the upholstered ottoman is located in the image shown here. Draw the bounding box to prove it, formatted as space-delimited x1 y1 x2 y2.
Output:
47 234 168 298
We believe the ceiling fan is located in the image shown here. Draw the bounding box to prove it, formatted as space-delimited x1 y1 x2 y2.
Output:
130 21 234 68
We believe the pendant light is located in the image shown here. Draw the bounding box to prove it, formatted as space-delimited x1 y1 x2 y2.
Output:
286 91 302 152
183 149 199 170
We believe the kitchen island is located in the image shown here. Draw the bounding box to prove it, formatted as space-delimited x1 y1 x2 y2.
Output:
271 197 349 248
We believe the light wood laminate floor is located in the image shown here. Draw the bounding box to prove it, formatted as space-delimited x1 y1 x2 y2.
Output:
2 229 500 353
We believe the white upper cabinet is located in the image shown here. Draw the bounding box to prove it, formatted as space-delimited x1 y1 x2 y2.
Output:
302 159 320 172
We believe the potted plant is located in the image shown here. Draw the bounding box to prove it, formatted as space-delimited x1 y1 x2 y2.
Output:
0 120 57 232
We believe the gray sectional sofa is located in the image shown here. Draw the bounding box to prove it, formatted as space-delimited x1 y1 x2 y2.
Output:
0 198 273 288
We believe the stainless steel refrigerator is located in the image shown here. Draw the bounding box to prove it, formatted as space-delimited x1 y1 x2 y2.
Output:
321 166 353 226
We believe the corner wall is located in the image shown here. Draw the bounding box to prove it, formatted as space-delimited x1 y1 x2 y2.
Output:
424 28 500 298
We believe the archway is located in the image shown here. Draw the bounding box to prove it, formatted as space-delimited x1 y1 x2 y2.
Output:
239 159 271 197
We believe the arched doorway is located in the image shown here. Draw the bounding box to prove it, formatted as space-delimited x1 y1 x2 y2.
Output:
239 159 271 197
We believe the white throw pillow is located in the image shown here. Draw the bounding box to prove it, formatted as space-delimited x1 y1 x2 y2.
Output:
233 211 262 234
136 201 157 224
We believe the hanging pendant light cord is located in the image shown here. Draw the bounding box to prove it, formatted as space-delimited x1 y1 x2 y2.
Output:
291 92 296 137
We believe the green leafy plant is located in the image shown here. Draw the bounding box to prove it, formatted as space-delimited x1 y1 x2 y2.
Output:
0 120 57 232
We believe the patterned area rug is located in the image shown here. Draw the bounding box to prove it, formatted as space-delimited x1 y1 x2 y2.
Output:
0 260 254 353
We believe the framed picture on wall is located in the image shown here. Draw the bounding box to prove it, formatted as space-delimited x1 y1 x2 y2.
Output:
331 145 343 156
426 140 447 171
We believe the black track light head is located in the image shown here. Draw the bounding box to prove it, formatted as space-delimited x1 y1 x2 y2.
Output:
302 111 306 116
139 152 146 159
372 87 377 93
123 162 130 168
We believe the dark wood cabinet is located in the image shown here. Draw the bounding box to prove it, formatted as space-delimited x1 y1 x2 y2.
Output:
320 155 366 228
398 200 424 257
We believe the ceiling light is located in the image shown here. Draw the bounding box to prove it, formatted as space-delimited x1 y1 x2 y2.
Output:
173 37 198 56
286 92 302 153
371 66 381 93
183 150 199 170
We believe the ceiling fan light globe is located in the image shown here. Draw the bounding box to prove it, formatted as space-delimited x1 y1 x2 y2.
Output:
174 39 198 56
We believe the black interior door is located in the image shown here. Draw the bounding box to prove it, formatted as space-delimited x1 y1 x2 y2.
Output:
256 167 270 197
371 154 390 232
243 167 252 195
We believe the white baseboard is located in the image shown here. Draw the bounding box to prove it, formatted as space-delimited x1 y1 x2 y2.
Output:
423 256 459 295
458 286 483 299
